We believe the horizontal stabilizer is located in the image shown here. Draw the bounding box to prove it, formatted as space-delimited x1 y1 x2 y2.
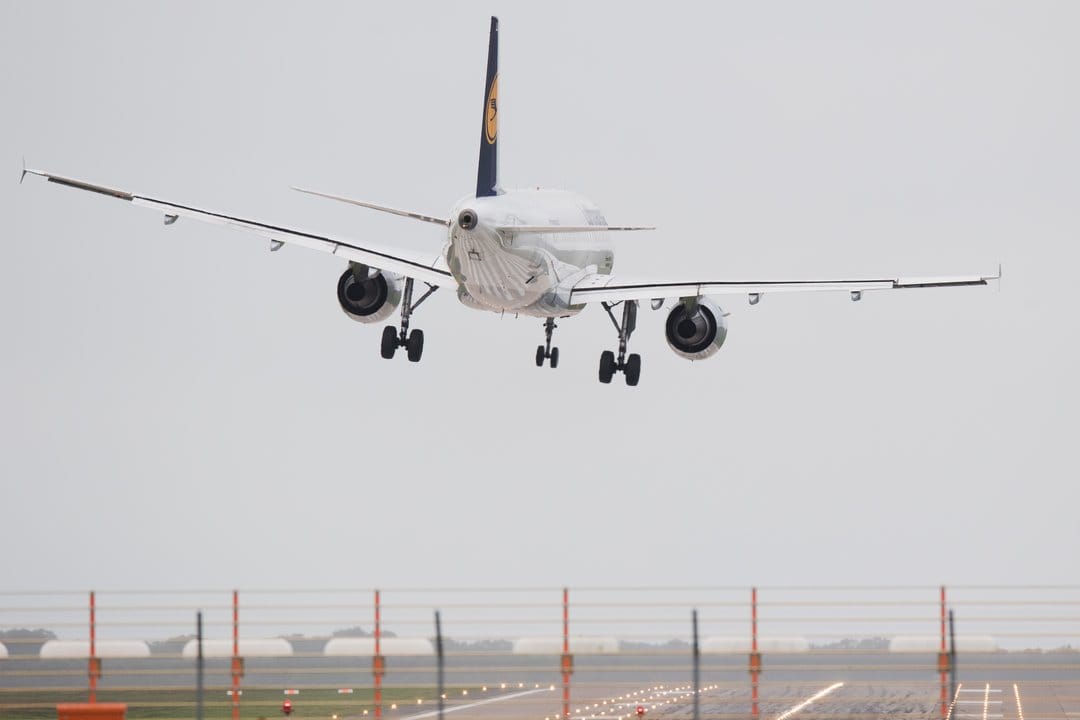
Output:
292 187 450 227
496 225 654 234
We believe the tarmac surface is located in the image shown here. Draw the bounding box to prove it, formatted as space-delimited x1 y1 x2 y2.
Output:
3 653 1078 718
410 679 1080 720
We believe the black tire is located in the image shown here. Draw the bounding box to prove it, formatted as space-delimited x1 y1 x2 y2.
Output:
380 326 398 359
406 328 425 362
536 345 546 367
625 353 642 386
598 350 616 384
549 347 559 369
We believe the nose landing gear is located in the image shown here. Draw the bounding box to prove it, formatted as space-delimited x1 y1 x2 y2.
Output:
535 317 560 368
380 277 436 363
598 300 642 386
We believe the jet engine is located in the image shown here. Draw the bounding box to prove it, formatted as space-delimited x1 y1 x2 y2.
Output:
664 297 728 360
336 265 402 324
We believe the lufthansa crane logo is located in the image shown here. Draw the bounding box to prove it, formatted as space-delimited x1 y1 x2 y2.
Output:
485 74 498 144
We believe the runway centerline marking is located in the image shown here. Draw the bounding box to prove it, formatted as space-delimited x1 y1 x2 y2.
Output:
401 688 547 720
773 682 844 720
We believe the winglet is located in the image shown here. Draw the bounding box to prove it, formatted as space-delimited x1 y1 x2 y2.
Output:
21 165 50 184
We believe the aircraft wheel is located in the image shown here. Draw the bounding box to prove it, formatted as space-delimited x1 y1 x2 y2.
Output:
625 353 642 386
535 345 546 367
406 328 424 362
380 326 398 359
549 347 559 369
598 350 616 384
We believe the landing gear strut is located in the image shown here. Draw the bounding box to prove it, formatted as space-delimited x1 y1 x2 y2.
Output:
380 277 437 363
535 317 560 368
599 300 642 386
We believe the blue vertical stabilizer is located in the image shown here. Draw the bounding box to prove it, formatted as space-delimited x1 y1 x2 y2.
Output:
476 17 500 198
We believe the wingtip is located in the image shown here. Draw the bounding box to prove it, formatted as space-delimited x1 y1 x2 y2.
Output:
20 162 46 185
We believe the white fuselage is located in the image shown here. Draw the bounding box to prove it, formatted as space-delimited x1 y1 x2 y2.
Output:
444 189 615 317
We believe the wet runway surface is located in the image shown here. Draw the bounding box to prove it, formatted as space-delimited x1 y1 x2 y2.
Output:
4 653 1077 719
414 679 1080 720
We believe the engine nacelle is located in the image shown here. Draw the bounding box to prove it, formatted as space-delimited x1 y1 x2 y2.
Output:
336 266 402 324
664 297 728 360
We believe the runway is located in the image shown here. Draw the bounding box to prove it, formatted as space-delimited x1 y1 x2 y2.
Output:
951 682 1080 720
405 680 1080 720
399 687 551 720
3 652 1078 719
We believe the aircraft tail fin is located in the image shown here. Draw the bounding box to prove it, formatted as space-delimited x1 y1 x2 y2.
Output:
475 17 500 198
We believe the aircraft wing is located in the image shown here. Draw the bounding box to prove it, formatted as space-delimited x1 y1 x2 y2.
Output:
22 169 455 287
568 270 999 305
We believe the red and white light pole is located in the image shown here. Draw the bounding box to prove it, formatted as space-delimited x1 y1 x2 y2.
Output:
232 590 241 720
750 587 761 720
939 586 948 720
374 590 384 720
88 591 99 703
561 588 572 719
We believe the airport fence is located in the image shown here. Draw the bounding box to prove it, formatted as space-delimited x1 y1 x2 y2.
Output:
1 585 1078 720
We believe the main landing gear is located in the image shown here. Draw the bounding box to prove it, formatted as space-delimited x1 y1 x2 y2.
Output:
535 317 560 368
599 300 642 386
380 277 437 363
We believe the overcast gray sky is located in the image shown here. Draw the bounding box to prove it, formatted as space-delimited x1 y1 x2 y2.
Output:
1 1 1077 593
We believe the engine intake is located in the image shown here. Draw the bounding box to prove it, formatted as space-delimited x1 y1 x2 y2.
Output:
336 266 401 324
664 297 727 360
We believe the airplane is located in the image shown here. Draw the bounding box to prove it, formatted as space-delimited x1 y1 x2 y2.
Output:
22 17 997 387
